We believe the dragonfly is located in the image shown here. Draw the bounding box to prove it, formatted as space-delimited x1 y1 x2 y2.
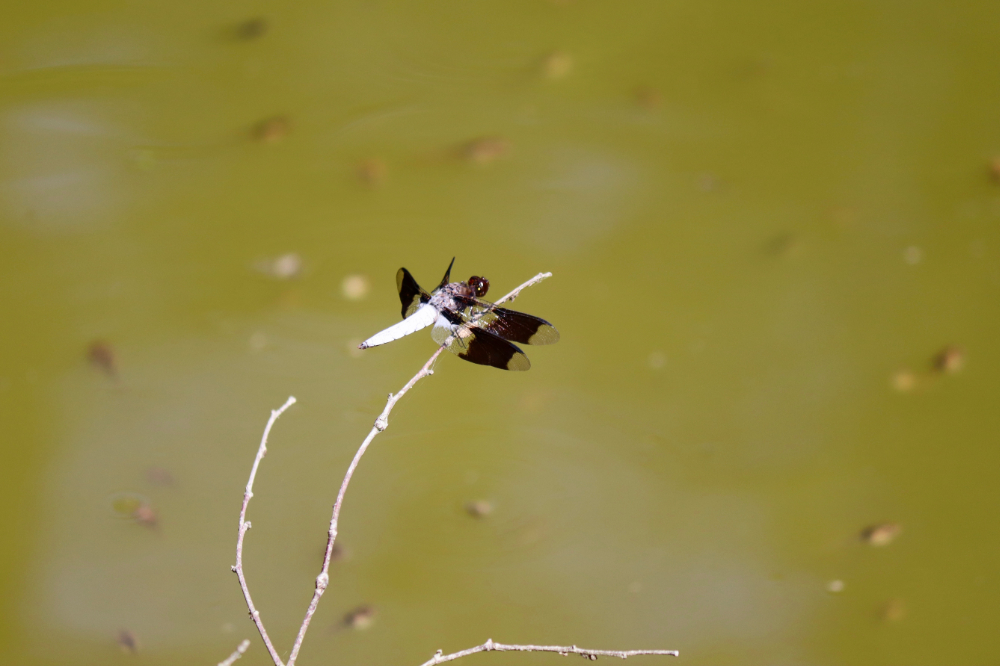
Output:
358 258 559 370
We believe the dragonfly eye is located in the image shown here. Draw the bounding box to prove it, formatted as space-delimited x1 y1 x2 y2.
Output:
468 276 490 297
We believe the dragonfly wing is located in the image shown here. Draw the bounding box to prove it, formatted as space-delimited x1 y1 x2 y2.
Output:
432 316 530 371
476 307 559 345
397 268 430 318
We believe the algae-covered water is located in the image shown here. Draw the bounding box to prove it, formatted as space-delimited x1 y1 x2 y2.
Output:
2 2 1000 664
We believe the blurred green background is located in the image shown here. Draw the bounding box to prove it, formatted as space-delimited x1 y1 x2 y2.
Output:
2 1 1000 664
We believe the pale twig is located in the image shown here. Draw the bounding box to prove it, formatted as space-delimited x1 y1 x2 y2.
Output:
217 639 252 666
232 396 297 666
233 273 678 666
496 271 551 304
419 639 679 666
284 271 552 666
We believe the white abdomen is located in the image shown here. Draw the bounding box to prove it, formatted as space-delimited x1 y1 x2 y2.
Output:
359 303 438 349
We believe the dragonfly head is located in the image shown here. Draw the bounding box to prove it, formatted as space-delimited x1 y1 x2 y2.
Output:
468 276 490 297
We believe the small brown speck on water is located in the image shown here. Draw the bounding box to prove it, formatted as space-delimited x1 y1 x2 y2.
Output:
861 522 902 547
540 51 574 79
117 629 139 653
87 340 117 378
343 605 376 630
988 157 1000 183
465 500 494 518
252 115 290 143
891 369 918 393
933 346 964 374
235 17 268 40
880 598 907 622
357 158 387 186
459 136 510 165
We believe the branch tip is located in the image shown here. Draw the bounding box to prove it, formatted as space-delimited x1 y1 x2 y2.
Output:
217 638 252 666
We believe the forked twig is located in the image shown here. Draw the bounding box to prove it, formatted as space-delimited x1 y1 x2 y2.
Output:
419 639 678 665
285 271 552 666
233 270 677 665
232 396 297 666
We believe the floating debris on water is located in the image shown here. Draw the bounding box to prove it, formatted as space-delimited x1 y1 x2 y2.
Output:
117 629 140 653
540 51 574 79
87 340 117 379
341 274 370 301
357 158 387 186
861 522 902 547
251 115 291 143
235 17 268 40
132 503 159 529
465 500 494 518
109 492 158 529
343 605 376 630
989 157 1000 183
458 136 510 165
933 346 964 374
880 598 907 622
109 492 147 518
255 252 302 279
826 579 845 593
646 351 666 369
892 346 965 392
891 369 919 393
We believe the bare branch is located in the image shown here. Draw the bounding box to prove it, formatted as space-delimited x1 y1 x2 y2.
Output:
419 639 679 666
233 396 297 666
285 346 445 665
217 639 252 666
285 270 553 666
233 273 672 666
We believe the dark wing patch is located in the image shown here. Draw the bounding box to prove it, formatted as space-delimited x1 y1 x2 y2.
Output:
478 307 560 345
437 256 456 290
396 268 429 318
433 319 530 371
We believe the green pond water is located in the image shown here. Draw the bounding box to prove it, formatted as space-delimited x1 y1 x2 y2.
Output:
2 2 1000 664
